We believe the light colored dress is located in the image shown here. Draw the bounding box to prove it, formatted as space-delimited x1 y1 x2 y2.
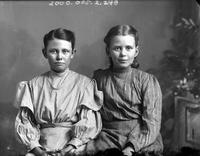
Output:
14 69 103 154
86 67 163 154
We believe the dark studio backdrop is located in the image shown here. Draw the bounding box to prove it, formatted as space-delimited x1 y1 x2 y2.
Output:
0 0 199 155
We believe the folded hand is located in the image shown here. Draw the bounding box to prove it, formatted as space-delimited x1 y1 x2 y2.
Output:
122 146 135 156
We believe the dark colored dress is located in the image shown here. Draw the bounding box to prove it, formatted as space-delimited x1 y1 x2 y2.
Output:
86 67 163 154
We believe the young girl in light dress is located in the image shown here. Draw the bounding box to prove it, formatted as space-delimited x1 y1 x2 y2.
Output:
14 28 103 156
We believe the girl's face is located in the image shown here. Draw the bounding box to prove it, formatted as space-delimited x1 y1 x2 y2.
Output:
43 39 74 73
108 35 139 69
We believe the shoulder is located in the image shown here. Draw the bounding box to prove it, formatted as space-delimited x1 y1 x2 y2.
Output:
93 68 110 80
132 68 157 81
27 71 49 87
132 68 159 86
69 70 92 85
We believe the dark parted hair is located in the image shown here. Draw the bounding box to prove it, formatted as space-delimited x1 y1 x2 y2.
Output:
104 24 139 68
43 28 75 50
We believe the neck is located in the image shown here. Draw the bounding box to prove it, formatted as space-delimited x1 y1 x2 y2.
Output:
111 66 132 73
50 68 69 77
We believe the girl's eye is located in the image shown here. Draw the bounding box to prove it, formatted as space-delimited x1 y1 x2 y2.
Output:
126 46 133 51
62 49 70 54
113 46 121 51
49 49 57 53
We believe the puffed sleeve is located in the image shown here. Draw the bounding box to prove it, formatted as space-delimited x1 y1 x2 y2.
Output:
14 81 34 111
67 79 103 148
126 75 162 152
14 81 42 151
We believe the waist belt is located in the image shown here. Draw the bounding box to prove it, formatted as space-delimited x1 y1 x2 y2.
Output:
39 123 73 151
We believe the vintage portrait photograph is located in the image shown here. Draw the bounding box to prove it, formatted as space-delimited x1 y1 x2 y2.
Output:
0 0 200 155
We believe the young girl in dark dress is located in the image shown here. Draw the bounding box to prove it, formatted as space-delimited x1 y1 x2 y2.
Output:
86 25 163 156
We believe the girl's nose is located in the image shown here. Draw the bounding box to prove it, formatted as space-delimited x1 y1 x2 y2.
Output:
56 51 63 60
120 48 126 56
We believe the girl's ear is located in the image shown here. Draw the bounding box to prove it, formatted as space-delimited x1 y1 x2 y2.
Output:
72 49 76 54
70 49 76 59
42 48 47 58
134 46 139 57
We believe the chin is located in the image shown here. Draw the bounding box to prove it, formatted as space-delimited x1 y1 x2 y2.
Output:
116 62 130 68
118 65 130 69
53 68 66 73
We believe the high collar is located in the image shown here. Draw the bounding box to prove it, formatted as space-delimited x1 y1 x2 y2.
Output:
48 68 70 90
49 68 70 78
110 66 132 79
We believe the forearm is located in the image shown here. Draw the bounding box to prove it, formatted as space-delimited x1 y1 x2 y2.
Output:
126 75 162 151
126 100 162 151
126 120 161 151
15 107 41 151
68 108 102 148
